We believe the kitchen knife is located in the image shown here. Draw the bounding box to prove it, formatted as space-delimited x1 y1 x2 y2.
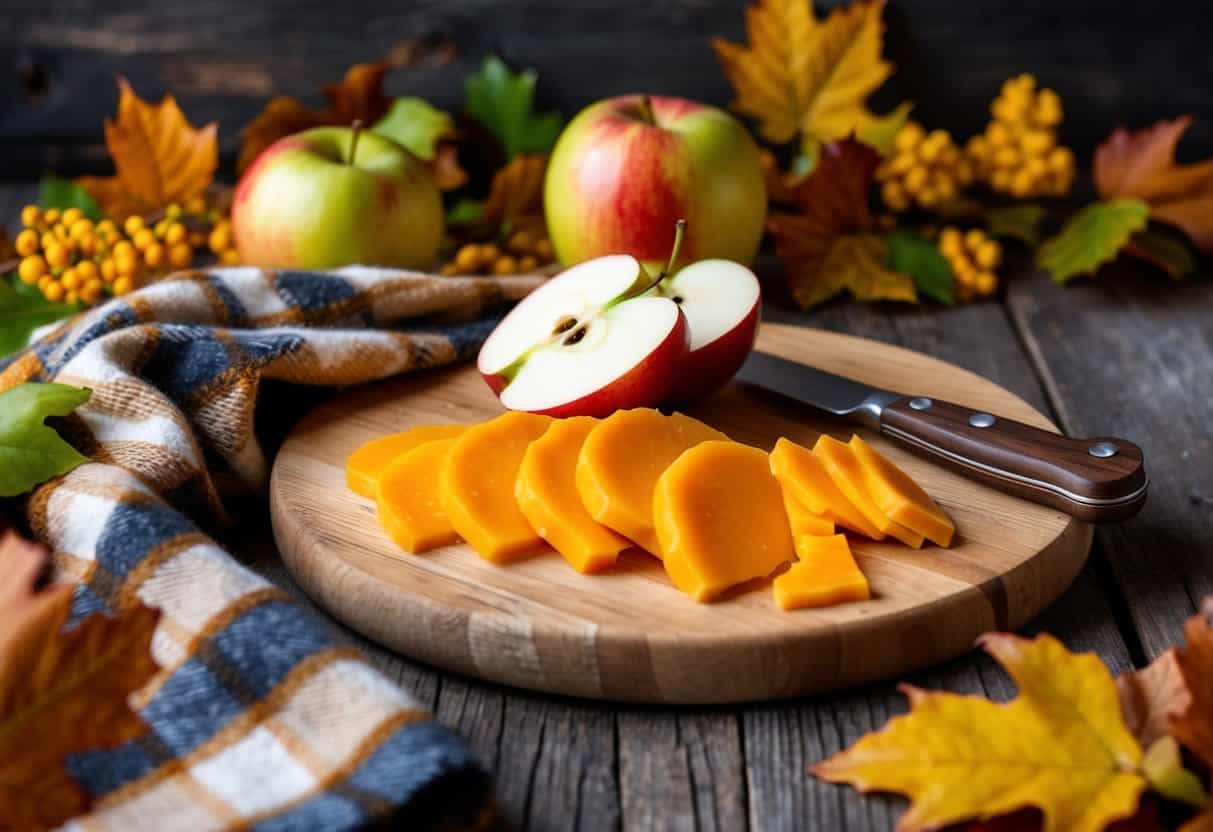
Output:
736 350 1147 522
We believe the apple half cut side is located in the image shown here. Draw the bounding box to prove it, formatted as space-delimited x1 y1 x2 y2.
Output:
478 255 690 417
659 259 761 402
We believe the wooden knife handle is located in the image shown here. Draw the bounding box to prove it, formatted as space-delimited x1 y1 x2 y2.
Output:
879 397 1147 523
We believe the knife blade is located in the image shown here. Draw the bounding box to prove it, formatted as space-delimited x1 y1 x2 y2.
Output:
736 351 1148 523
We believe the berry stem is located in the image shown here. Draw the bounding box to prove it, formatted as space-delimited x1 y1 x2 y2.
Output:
347 119 364 165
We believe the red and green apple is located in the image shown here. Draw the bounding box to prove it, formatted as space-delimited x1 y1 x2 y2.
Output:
232 125 443 270
543 95 767 270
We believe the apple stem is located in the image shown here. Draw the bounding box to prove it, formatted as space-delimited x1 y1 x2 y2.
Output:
348 119 364 165
636 95 656 126
662 219 687 280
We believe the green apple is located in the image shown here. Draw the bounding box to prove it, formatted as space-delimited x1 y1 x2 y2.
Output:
543 95 766 269
232 125 443 270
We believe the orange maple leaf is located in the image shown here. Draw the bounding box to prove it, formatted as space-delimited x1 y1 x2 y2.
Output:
767 137 915 308
1094 116 1213 253
76 77 218 219
0 531 160 829
1172 606 1213 770
1117 648 1191 749
237 61 394 172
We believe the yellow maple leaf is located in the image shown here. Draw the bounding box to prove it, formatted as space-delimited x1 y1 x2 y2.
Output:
813 633 1146 832
77 77 218 219
713 0 896 160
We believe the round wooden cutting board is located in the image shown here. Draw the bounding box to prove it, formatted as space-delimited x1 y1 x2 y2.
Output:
270 323 1091 704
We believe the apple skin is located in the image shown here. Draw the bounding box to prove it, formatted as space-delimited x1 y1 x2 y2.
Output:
480 312 690 418
544 95 767 269
232 126 443 270
666 299 760 403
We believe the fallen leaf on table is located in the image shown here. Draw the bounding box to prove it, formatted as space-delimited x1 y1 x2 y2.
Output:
768 137 916 308
1117 649 1191 749
984 204 1046 247
1036 198 1149 284
1172 607 1213 770
0 531 160 829
0 382 91 497
885 228 955 305
77 77 218 218
1141 735 1209 808
713 0 907 166
1095 116 1213 253
238 61 393 172
1124 229 1197 279
449 154 548 240
465 55 563 160
813 633 1146 832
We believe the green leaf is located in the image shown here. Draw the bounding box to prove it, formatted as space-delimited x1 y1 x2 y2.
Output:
1142 736 1209 808
885 229 955 305
0 279 76 360
446 197 486 226
370 97 456 161
465 55 564 159
858 101 914 156
37 176 103 222
0 383 91 497
984 203 1046 246
1124 228 1196 279
1037 198 1149 285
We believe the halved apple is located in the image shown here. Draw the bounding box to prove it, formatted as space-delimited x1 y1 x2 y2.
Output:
477 254 689 417
655 259 760 402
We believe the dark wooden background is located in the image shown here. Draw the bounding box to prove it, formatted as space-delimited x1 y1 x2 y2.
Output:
3 0 1213 178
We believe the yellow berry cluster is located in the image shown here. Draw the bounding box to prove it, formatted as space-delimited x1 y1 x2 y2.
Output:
939 227 1001 302
14 197 238 308
441 228 556 277
965 74 1075 198
877 122 975 212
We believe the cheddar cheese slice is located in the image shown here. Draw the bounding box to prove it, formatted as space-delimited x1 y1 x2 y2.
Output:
812 435 924 548
781 488 835 538
768 438 884 540
516 417 630 574
576 408 727 557
347 424 468 497
849 435 955 547
654 440 795 602
376 437 462 553
441 411 553 563
773 534 870 610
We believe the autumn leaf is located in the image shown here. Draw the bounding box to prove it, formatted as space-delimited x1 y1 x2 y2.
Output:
885 229 955 305
1037 199 1149 284
813 633 1146 832
449 154 548 241
985 204 1046 247
238 61 393 171
1141 735 1209 808
0 280 76 361
77 77 217 218
1125 229 1196 279
0 532 160 829
1094 116 1213 253
768 137 916 308
371 97 456 161
465 56 564 160
0 382 91 498
713 0 904 163
1172 608 1213 770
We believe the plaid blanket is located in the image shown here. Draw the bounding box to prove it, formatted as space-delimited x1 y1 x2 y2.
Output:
0 266 543 831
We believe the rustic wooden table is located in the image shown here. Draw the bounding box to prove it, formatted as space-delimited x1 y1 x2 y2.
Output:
5 182 1209 831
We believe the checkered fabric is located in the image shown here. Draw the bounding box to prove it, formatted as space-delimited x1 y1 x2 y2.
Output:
0 266 544 831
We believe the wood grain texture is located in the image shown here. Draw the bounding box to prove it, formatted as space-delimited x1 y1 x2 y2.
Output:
269 322 1093 703
3 1 1213 177
1005 257 1213 658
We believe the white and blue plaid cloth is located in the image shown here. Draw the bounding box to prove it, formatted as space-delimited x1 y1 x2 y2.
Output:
0 266 543 830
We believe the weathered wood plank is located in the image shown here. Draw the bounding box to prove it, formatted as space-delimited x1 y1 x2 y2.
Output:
1006 259 1213 658
745 294 1136 831
3 0 1213 176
